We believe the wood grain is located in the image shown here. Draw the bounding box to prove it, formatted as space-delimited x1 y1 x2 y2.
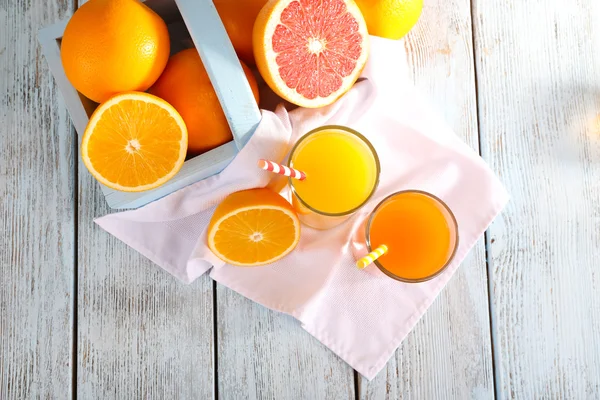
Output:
473 0 600 397
0 0 75 398
6 0 600 396
358 0 495 397
216 285 355 400
73 1 214 398
77 177 215 398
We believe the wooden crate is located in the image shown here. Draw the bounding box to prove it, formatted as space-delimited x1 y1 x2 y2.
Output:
37 0 262 209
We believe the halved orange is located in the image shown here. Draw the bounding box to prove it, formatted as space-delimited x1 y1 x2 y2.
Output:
207 188 301 266
81 92 188 192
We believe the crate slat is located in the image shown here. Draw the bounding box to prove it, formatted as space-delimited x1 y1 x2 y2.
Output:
174 0 262 150
37 0 262 209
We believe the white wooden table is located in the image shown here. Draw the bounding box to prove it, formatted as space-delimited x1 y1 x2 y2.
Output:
2 0 599 398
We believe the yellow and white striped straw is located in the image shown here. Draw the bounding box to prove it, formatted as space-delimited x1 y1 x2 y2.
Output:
356 244 388 269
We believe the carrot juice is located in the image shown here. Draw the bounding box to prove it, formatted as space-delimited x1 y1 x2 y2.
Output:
288 125 380 230
366 191 459 282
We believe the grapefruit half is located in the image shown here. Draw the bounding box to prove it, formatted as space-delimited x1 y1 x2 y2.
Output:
253 0 369 108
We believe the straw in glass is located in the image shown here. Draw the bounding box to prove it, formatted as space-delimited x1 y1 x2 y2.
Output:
356 244 388 269
257 159 306 180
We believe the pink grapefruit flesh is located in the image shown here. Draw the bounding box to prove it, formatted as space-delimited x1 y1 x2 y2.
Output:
253 0 369 108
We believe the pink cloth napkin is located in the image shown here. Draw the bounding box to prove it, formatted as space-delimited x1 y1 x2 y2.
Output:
95 37 508 380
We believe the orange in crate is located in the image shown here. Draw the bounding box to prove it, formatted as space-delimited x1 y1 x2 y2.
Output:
150 48 260 156
60 0 170 104
39 0 262 209
213 0 268 65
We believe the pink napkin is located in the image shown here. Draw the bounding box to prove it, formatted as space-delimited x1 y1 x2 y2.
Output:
95 36 508 380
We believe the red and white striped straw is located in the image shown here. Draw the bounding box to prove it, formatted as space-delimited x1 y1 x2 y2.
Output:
257 159 306 180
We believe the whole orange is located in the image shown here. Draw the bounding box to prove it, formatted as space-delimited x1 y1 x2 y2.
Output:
150 48 260 155
213 0 268 65
61 0 170 104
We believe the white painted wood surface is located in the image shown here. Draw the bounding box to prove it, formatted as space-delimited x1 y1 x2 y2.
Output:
216 285 355 399
77 177 215 398
358 0 495 398
71 0 213 398
3 0 600 398
0 0 75 398
473 0 600 398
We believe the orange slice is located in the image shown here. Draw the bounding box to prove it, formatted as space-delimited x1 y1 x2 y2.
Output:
81 92 188 192
253 0 370 108
207 188 301 266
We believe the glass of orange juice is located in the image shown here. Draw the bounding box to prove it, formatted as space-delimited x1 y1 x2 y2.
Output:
287 125 380 230
355 190 459 282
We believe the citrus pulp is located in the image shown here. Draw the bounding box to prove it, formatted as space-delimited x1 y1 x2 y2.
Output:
253 0 370 108
81 92 188 192
207 188 301 266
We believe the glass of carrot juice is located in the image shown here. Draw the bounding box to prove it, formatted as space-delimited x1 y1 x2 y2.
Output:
357 190 459 282
287 125 380 230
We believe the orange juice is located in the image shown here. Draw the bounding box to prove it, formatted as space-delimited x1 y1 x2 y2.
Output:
289 125 380 229
366 191 458 282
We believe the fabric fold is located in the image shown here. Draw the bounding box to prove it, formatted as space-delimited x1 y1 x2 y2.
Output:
94 36 509 379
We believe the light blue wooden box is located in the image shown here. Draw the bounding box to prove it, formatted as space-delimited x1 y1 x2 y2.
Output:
38 0 262 209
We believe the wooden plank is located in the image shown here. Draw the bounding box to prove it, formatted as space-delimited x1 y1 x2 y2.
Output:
473 0 600 397
74 0 214 397
358 246 494 398
77 178 215 398
0 0 75 398
358 0 496 397
216 286 355 399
